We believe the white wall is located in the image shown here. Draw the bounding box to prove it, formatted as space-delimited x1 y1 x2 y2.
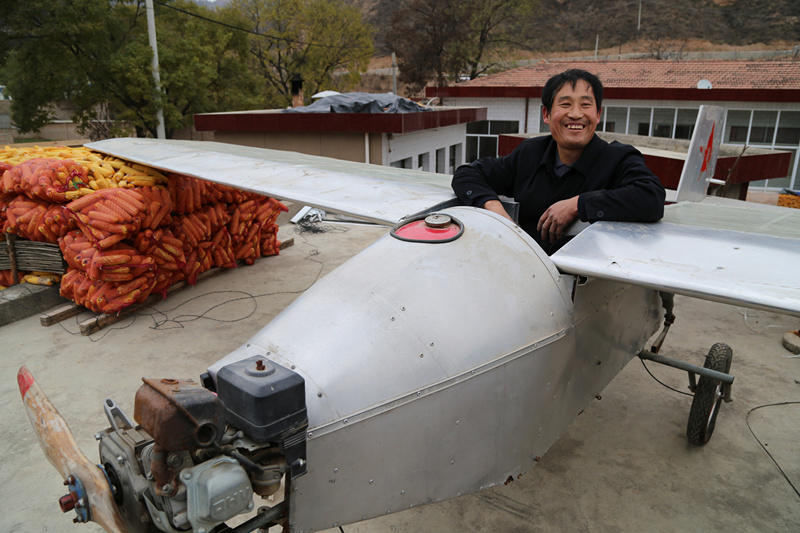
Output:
442 97 540 133
383 123 467 173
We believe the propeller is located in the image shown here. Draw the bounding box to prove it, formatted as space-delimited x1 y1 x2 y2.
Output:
17 365 127 533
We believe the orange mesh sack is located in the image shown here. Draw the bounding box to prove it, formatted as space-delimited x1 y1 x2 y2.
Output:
197 203 231 233
183 241 214 285
172 212 212 248
138 186 173 229
254 197 288 226
4 195 76 242
60 268 155 314
60 231 95 270
0 194 11 228
66 188 148 248
210 228 236 269
85 245 156 283
168 174 207 214
0 269 19 287
260 225 280 257
206 182 255 204
151 269 184 299
1 158 89 202
134 228 186 272
59 231 155 282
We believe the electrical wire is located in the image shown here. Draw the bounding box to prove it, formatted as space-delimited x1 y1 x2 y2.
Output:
639 357 694 397
55 235 330 340
745 401 800 500
152 0 362 51
640 359 800 500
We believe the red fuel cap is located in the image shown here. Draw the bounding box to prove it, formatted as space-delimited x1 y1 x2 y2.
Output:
391 214 463 243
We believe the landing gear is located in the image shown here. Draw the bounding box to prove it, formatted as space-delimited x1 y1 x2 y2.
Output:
639 294 735 445
686 343 733 446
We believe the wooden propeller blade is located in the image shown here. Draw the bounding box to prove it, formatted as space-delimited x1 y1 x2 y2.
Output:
17 365 128 533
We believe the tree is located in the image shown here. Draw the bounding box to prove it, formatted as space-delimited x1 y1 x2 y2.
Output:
231 0 375 107
385 1 462 91
385 0 537 92
1 0 260 138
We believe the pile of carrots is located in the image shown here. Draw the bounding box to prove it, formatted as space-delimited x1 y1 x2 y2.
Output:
0 145 287 313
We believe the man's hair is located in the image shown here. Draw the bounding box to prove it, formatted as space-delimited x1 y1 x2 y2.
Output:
542 69 603 113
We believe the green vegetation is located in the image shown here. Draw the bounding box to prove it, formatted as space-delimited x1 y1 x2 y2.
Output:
0 0 374 138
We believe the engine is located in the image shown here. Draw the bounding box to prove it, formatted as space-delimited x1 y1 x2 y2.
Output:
96 355 307 533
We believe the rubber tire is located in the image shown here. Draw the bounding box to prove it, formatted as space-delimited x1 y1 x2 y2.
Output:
686 343 733 446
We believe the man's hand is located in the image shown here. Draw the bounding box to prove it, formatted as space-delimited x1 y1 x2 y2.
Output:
482 199 514 222
537 196 579 244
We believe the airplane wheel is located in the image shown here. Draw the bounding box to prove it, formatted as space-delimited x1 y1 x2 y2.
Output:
686 343 732 446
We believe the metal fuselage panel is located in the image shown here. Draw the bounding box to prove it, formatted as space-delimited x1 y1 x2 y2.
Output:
288 279 660 532
206 207 660 531
207 207 573 428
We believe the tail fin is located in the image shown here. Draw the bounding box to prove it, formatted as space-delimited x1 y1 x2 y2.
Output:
674 105 725 203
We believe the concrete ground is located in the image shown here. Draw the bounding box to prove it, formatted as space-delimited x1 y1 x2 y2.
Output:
1 214 798 533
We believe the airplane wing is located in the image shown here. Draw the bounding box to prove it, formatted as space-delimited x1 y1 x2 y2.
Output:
552 199 800 317
85 138 456 225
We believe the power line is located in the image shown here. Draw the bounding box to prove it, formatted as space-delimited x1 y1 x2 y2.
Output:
152 0 363 51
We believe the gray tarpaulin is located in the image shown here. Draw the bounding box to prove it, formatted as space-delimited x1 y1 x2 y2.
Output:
284 92 431 114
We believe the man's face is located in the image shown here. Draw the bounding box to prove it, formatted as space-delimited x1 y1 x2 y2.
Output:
542 79 601 153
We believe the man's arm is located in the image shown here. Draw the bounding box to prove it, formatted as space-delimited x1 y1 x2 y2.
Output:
451 147 521 215
577 149 665 223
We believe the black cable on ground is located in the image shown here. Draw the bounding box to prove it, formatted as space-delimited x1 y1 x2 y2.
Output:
745 401 800 499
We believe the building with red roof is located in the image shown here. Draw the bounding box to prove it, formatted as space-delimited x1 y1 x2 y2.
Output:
427 60 800 189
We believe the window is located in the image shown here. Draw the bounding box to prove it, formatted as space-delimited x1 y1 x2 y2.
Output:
466 136 478 162
490 120 519 134
776 111 800 145
675 109 698 140
749 111 777 145
417 152 430 171
466 120 488 134
390 157 411 169
725 110 750 143
629 108 651 136
479 136 497 158
652 108 675 138
604 107 627 133
435 148 446 173
448 143 462 173
465 120 519 161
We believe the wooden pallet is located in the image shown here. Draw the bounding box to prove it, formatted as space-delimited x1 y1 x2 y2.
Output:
40 237 294 335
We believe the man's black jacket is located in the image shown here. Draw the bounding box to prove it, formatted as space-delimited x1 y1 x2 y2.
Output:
452 134 665 254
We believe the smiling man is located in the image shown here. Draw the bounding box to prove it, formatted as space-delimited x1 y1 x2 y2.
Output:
452 69 665 254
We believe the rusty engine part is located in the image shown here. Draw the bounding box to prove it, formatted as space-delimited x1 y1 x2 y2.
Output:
134 377 225 494
134 377 225 451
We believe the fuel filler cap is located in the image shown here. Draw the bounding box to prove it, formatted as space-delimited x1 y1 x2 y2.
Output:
391 213 463 243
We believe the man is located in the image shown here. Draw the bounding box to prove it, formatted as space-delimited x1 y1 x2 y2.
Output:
452 69 665 254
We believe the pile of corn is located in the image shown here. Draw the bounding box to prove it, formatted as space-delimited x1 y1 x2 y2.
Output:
0 145 287 313
777 193 800 209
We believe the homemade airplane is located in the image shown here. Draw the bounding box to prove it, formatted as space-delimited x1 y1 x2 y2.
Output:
18 106 800 533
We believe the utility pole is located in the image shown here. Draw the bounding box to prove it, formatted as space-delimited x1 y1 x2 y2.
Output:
391 52 398 95
637 0 642 32
145 0 166 139
594 34 599 59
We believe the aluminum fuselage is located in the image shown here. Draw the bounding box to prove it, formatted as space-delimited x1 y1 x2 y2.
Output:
207 207 662 532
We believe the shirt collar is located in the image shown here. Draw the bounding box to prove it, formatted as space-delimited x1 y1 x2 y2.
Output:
538 134 607 177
